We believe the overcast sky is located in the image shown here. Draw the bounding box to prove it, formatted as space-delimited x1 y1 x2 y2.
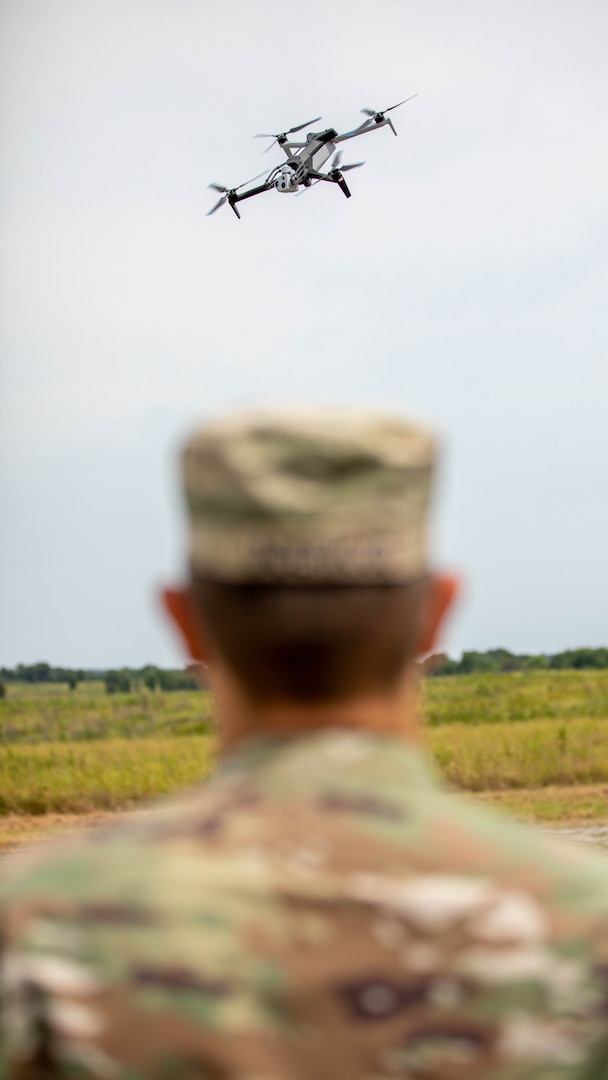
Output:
1 0 607 668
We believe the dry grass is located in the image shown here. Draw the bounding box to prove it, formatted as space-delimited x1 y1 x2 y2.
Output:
423 669 608 726
2 673 608 825
428 716 608 791
474 784 608 824
0 687 214 742
0 737 215 814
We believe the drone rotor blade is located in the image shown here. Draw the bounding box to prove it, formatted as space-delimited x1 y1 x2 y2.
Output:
385 93 419 112
287 116 322 134
235 170 268 191
206 195 227 216
253 133 279 153
254 116 321 152
388 118 397 136
330 150 363 174
360 94 418 122
207 170 267 215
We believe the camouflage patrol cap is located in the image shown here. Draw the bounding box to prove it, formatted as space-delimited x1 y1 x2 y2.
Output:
181 408 437 584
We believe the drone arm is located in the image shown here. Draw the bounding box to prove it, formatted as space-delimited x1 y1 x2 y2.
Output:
333 121 372 143
225 182 275 218
334 119 389 144
232 182 274 205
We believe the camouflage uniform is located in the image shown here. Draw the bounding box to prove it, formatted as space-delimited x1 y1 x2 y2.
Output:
2 410 608 1078
3 730 608 1078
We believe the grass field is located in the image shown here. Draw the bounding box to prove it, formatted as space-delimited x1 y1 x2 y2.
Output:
0 684 214 742
2 671 608 837
422 669 608 726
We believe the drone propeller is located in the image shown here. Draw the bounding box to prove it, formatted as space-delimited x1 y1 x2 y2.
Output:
360 93 418 134
254 116 322 152
329 151 365 173
206 170 268 215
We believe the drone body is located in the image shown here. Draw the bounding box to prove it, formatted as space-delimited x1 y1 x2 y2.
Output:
207 96 417 219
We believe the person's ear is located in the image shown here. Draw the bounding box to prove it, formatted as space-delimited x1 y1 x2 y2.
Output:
415 573 461 657
161 587 211 664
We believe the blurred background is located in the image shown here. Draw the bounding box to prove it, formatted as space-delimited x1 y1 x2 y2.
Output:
1 0 607 667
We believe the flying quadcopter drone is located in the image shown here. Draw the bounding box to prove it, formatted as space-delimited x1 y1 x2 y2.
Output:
207 95 418 219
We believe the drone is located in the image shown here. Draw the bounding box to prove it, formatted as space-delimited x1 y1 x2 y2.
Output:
207 96 418 219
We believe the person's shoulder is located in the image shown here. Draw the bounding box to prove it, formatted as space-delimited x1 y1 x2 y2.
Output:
0 782 223 908
425 785 608 924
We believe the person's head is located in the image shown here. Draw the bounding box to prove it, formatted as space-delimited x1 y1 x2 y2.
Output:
163 408 458 735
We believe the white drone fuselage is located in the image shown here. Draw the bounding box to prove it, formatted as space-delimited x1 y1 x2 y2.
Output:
275 137 336 192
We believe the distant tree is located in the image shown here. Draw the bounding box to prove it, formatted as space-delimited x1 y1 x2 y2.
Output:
31 662 52 683
104 670 131 694
158 669 198 691
0 680 5 699
143 667 159 691
67 673 78 691
524 654 549 670
458 651 496 674
549 649 608 671
484 649 518 672
105 671 119 694
13 662 53 683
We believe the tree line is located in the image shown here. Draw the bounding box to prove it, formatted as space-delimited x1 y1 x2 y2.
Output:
2 649 608 696
425 647 608 676
0 663 203 695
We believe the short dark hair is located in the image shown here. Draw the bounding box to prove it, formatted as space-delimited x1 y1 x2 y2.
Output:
190 576 429 704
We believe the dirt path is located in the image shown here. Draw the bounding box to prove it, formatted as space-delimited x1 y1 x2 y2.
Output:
0 811 132 867
539 822 608 851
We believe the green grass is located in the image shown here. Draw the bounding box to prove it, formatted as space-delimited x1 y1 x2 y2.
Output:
2 672 608 818
423 669 608 726
2 717 608 815
5 681 106 698
3 670 607 744
0 687 214 743
0 737 215 814
428 716 608 791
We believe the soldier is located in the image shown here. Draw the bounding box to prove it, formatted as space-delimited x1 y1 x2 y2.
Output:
2 406 608 1079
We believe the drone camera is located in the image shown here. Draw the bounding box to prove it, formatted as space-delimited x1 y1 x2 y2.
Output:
275 166 299 193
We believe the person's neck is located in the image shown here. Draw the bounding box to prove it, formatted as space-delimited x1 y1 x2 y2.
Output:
209 669 421 756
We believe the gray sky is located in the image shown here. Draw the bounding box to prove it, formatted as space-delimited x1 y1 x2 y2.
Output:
1 0 607 668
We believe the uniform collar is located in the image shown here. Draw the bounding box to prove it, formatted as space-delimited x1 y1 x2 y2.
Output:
216 726 439 793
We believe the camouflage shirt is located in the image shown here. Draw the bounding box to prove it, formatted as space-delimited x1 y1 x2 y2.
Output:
2 728 608 1079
